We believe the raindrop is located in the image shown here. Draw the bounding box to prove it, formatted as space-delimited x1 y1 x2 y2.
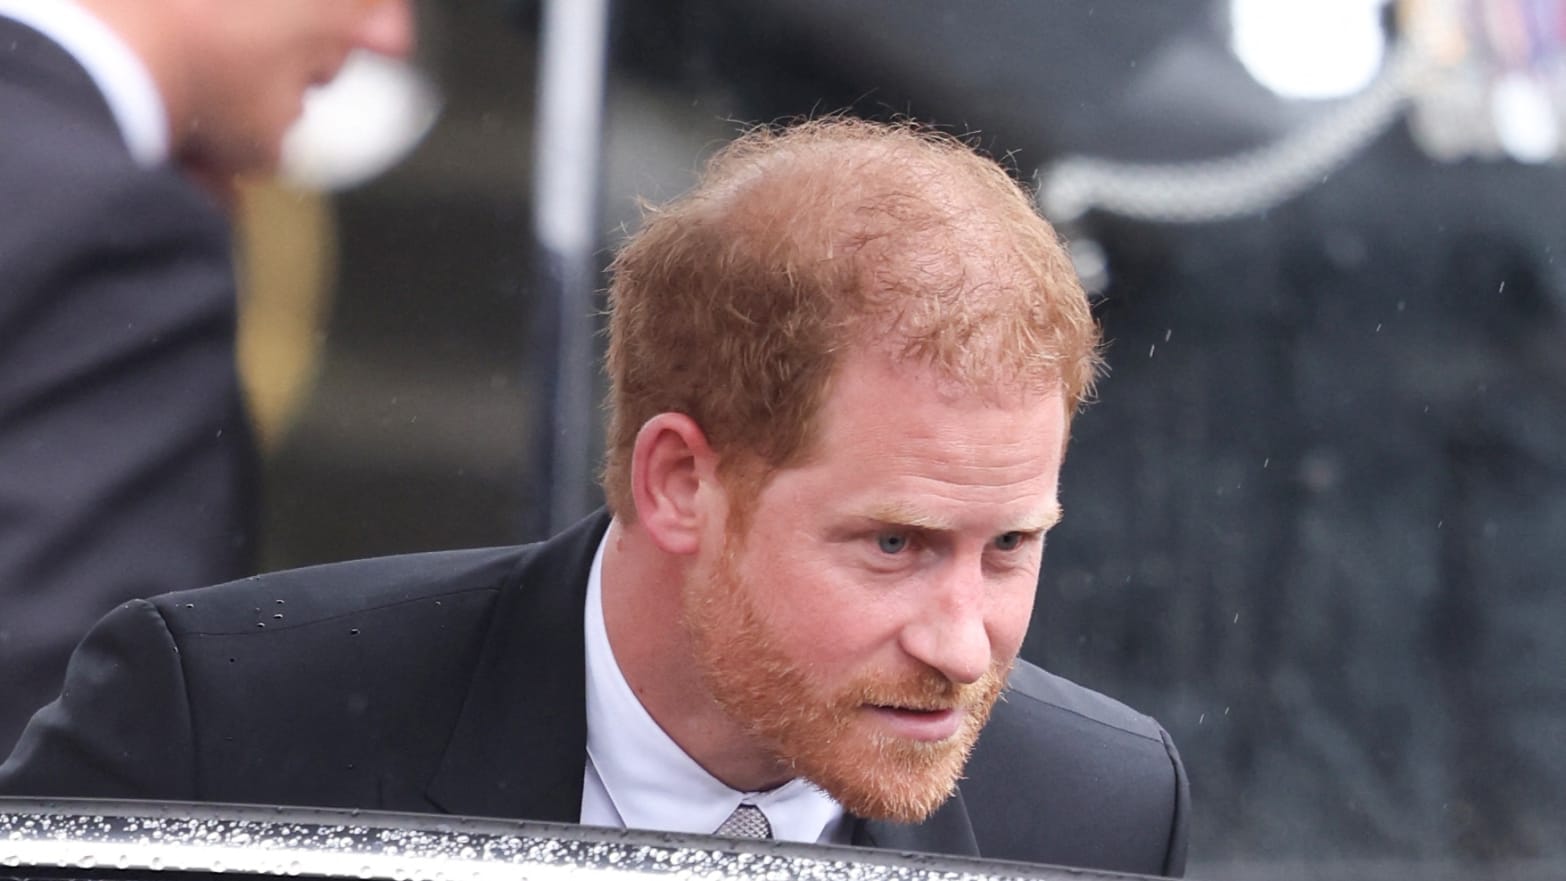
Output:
350 628 361 636
257 622 266 630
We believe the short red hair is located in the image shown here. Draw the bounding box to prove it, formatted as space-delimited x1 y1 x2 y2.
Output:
602 117 1100 518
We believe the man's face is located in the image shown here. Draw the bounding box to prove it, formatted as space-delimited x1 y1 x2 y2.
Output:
682 349 1068 822
180 0 414 175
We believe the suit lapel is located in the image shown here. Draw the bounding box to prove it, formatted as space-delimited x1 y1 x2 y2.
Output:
851 786 980 857
425 512 612 823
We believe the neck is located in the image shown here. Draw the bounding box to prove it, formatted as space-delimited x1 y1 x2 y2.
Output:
73 0 183 155
601 519 792 792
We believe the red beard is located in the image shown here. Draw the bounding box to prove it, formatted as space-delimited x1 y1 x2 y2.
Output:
683 538 1010 822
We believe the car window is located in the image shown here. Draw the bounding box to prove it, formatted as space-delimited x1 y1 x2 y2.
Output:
0 799 1146 881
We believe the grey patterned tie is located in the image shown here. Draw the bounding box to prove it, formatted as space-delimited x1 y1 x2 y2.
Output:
713 803 772 839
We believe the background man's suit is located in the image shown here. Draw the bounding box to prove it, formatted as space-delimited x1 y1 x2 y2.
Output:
0 16 258 754
0 512 1189 877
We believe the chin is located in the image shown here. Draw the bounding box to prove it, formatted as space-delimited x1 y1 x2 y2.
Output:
791 721 976 823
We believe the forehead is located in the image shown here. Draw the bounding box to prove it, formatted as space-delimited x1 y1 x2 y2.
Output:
757 347 1068 530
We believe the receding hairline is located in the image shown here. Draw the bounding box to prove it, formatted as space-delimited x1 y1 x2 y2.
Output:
694 120 1016 232
699 121 1074 374
601 117 1100 518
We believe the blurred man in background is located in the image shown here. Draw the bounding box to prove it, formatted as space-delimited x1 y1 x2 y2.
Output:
0 0 414 753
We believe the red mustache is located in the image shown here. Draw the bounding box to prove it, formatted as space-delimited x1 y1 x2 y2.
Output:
851 666 1003 713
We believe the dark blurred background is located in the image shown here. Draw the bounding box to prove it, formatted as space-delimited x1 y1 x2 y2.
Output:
242 1 1566 878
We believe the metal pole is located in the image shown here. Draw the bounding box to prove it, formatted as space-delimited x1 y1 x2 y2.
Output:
530 0 611 536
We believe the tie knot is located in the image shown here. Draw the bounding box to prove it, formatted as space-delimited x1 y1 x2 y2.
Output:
713 803 772 839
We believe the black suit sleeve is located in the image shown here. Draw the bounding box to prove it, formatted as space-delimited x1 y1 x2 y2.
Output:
0 599 197 799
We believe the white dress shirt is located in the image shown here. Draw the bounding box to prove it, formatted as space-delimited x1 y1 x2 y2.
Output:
0 0 169 166
580 529 849 843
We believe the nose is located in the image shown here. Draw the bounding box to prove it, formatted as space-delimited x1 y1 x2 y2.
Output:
357 0 417 60
897 559 992 685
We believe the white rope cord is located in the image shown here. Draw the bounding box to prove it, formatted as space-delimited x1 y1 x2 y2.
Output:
1038 44 1432 225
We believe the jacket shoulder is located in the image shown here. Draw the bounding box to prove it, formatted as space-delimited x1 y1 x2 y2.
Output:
961 661 1188 875
138 546 543 807
998 661 1169 742
148 545 534 636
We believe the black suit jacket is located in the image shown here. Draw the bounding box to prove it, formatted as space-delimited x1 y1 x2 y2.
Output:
0 512 1188 876
0 17 257 753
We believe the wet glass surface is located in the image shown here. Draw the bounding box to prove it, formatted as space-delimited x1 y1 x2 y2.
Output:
0 800 1120 881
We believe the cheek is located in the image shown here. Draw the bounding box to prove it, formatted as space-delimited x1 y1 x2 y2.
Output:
737 547 897 665
215 63 294 127
986 583 1038 662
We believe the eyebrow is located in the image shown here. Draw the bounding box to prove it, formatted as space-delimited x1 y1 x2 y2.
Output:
858 501 1063 534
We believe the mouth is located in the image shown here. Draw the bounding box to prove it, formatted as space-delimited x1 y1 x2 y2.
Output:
864 704 964 742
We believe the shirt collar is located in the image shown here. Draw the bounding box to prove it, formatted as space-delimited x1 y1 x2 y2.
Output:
0 0 169 166
583 524 847 843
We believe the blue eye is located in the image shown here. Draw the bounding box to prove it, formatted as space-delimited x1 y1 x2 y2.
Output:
876 532 909 554
994 532 1024 551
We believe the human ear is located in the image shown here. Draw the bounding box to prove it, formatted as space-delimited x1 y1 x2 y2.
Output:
629 413 719 555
